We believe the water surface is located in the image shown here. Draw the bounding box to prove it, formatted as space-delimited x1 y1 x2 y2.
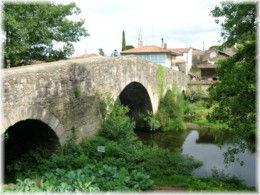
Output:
135 129 256 187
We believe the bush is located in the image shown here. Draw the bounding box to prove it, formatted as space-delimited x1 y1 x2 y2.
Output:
100 100 136 141
143 111 160 131
163 117 186 132
156 87 186 131
8 164 153 192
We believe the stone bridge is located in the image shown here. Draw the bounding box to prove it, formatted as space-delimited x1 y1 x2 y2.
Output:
1 56 188 146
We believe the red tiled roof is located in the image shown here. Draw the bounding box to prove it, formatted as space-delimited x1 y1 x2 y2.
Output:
169 48 204 55
169 48 190 53
121 45 180 55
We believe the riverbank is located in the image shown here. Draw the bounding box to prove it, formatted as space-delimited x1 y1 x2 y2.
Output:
4 133 254 192
4 101 255 192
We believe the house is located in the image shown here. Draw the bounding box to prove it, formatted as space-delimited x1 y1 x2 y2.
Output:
169 47 204 75
195 47 233 81
120 45 180 69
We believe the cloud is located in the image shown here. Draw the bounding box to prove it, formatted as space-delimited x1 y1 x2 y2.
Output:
71 0 223 56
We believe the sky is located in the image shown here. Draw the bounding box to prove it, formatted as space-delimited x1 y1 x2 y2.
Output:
69 0 225 56
1 0 225 56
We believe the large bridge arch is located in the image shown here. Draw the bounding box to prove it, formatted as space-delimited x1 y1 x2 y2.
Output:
2 108 66 144
3 110 63 183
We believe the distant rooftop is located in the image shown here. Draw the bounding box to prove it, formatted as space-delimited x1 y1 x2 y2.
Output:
121 45 180 55
169 47 204 55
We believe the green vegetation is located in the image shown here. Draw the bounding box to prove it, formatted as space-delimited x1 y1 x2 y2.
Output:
209 2 256 150
98 48 105 56
121 30 126 51
156 64 165 98
156 86 186 132
99 99 135 141
125 45 135 50
184 99 227 130
121 30 134 51
3 3 87 67
154 173 252 192
4 100 252 192
74 86 81 98
143 111 161 131
155 65 186 132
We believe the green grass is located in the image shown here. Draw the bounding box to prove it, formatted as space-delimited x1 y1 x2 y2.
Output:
185 100 227 130
153 174 254 192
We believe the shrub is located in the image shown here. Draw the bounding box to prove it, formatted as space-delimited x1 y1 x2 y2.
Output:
156 87 186 131
100 100 135 141
143 111 160 131
163 117 185 132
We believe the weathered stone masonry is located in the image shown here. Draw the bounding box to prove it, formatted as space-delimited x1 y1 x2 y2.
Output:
1 56 188 144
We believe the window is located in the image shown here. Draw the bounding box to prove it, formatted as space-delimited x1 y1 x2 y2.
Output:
138 54 166 65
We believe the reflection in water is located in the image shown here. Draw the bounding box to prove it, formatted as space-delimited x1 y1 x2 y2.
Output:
182 130 256 187
135 129 256 187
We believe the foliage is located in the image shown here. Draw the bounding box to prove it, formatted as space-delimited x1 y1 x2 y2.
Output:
156 64 165 98
3 3 88 67
5 100 252 192
73 86 81 98
208 41 256 141
125 45 134 50
143 112 160 131
121 30 126 51
99 99 136 141
184 100 227 130
209 2 256 149
185 85 207 102
153 174 252 192
6 164 153 192
98 48 105 56
211 2 257 47
156 87 186 132
208 45 221 50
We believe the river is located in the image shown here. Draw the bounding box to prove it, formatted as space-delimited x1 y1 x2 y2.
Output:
135 129 256 187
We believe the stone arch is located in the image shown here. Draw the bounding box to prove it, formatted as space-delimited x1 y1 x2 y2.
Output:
118 81 153 130
2 108 66 144
4 118 61 183
117 78 158 114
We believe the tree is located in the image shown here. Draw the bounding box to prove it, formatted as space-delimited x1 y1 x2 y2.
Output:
209 2 256 150
121 30 126 51
125 45 134 50
3 3 88 68
211 2 256 47
98 48 105 56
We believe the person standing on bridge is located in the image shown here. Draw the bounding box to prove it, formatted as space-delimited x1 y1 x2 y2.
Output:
111 49 119 57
